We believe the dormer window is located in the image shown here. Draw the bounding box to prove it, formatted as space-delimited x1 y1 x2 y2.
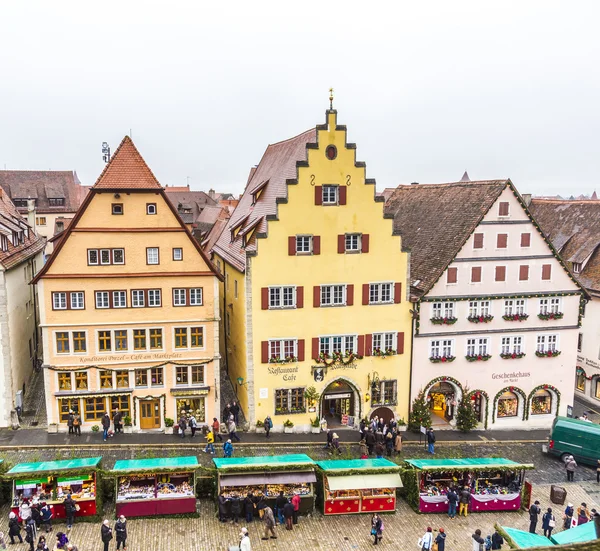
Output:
13 199 28 208
251 180 269 205
0 235 8 252
146 203 157 215
112 203 123 215
573 262 582 274
48 198 65 207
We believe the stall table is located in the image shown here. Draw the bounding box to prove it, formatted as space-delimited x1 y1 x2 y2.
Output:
7 457 101 519
213 455 316 514
317 459 403 515
404 458 534 514
112 456 199 517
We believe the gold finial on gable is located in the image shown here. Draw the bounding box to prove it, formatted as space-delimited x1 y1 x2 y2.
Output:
329 87 334 110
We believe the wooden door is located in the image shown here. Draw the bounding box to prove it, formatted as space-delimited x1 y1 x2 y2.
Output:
140 399 160 429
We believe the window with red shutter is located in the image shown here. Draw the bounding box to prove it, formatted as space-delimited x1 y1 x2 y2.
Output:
361 234 370 253
471 266 482 283
495 266 506 282
313 236 321 255
261 287 269 310
499 201 509 216
397 332 404 355
311 338 319 360
541 264 551 280
497 234 508 248
339 186 347 205
447 267 458 284
521 233 531 247
261 341 269 363
297 339 305 361
362 284 369 305
296 286 304 308
337 235 345 254
346 284 354 306
313 286 320 307
519 265 529 281
394 282 402 303
288 236 296 256
473 233 484 249
314 186 323 206
364 334 373 356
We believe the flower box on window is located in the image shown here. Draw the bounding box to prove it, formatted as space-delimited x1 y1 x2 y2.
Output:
274 407 306 415
500 352 526 360
535 350 561 358
315 351 364 364
502 314 529 322
465 354 492 362
430 317 458 325
373 348 397 358
372 400 398 407
429 356 456 363
467 315 494 324
538 312 564 321
268 356 297 364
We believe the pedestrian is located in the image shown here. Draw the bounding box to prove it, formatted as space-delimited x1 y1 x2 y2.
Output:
283 499 294 530
40 503 52 533
189 414 197 438
20 499 32 523
101 412 110 441
228 419 241 442
576 502 591 525
385 431 394 457
331 433 342 455
529 500 541 534
359 418 367 439
563 502 574 529
472 529 485 551
224 439 233 457
239 527 251 551
291 492 301 525
542 507 555 538
212 417 223 441
359 439 368 458
264 416 273 438
218 492 229 522
25 519 35 551
275 491 287 525
63 494 77 529
375 442 384 459
55 532 68 550
231 495 241 524
447 487 458 519
435 528 446 551
370 513 383 545
491 530 504 550
115 515 127 550
178 414 187 439
324 429 333 450
67 411 74 435
420 527 433 551
36 536 49 551
231 401 240 425
459 486 471 517
244 493 254 523
0 531 6 551
65 543 78 551
394 431 403 455
427 427 436 454
100 520 112 551
223 403 231 423
113 409 123 434
31 504 41 530
8 512 23 544
365 429 375 455
592 508 600 519
72 413 81 436
261 506 277 540
565 455 577 481
203 429 215 454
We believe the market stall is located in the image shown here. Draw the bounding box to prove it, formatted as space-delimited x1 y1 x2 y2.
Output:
404 458 533 514
112 456 199 517
6 457 101 519
317 459 403 515
213 454 316 514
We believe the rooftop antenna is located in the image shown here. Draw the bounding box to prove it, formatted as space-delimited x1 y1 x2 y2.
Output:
102 142 111 164
329 87 334 110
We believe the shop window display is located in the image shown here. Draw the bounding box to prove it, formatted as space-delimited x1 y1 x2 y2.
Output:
176 398 205 423
576 370 586 392
530 389 552 415
497 392 518 418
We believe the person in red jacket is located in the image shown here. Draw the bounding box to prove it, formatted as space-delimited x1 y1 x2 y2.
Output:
291 492 301 525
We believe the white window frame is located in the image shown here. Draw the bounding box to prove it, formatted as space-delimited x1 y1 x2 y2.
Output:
468 300 491 317
100 249 111 265
112 291 127 308
190 288 203 306
147 247 159 265
295 235 312 254
173 288 187 306
112 248 125 265
132 290 145 308
70 292 85 310
268 338 298 360
173 247 183 261
319 334 357 355
501 336 523 355
88 249 99 265
345 233 361 252
539 297 561 314
573 262 582 274
53 292 67 310
369 282 394 304
432 302 442 318
95 291 110 309
537 333 559 353
322 185 338 205
269 286 296 309
466 337 489 356
504 299 526 316
372 332 397 352
320 284 346 307
429 339 454 358
431 302 454 319
147 203 157 215
148 289 161 307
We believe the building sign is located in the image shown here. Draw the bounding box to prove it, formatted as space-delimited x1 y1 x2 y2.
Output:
267 365 298 382
491 371 531 383
259 388 269 399
324 392 352 400
78 352 184 363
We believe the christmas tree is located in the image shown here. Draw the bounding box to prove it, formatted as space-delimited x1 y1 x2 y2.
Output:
455 387 479 432
408 389 431 432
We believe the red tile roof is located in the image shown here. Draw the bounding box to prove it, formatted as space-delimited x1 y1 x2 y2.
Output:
211 128 316 271
93 136 162 190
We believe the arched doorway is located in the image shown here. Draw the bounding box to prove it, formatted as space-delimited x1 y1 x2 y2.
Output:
320 378 360 429
370 407 395 425
424 377 463 427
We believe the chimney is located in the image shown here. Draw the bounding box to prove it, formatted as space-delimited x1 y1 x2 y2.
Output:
411 182 419 185
522 193 532 207
27 198 36 232
209 188 215 199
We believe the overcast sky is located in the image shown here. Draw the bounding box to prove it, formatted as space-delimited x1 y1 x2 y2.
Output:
1 1 598 197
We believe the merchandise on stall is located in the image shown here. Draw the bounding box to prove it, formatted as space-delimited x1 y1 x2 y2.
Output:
6 457 101 519
112 456 199 517
213 455 316 514
317 458 403 515
404 458 534 513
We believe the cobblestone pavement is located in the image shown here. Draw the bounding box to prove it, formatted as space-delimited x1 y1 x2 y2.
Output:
0 482 596 551
220 366 247 427
19 367 47 428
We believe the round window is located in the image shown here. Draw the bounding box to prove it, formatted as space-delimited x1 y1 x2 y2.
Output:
326 145 337 160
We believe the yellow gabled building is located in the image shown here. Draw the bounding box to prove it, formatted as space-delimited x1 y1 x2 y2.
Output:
34 136 222 432
211 108 412 432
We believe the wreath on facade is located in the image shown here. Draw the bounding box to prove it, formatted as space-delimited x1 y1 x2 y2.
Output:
429 356 456 363
466 389 490 429
502 314 529 322
535 350 561 358
467 315 494 324
492 386 527 423
500 352 526 360
430 317 458 325
314 351 364 365
538 312 564 321
525 385 561 420
465 354 492 362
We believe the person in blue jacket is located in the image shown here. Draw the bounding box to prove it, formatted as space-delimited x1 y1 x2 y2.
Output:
224 439 234 457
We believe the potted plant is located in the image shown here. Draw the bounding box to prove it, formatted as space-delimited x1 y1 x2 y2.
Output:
91 425 100 432
47 423 59 434
283 419 294 434
123 415 133 434
164 417 174 435
255 419 264 433
396 418 407 432
310 416 321 434
304 386 321 413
